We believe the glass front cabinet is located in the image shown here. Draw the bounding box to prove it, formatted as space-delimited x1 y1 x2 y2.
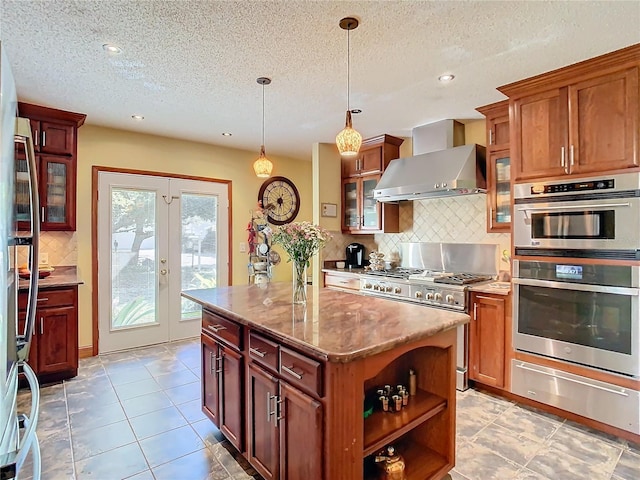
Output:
15 103 85 232
476 100 511 233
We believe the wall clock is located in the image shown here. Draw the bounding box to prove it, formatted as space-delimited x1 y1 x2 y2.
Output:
258 176 300 226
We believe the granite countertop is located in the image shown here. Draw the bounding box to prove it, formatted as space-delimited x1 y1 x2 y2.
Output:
468 282 511 295
18 266 83 290
183 283 469 363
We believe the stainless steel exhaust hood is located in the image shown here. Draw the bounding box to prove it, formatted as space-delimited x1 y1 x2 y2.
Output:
373 120 487 202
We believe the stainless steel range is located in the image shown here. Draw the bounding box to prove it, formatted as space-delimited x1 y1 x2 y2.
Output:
357 242 499 392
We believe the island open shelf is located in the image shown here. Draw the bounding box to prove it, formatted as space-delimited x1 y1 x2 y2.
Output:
363 388 447 456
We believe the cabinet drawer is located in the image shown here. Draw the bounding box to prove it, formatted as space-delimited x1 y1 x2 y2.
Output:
203 310 242 350
249 332 278 372
18 287 75 311
511 360 639 434
279 347 322 397
324 273 360 291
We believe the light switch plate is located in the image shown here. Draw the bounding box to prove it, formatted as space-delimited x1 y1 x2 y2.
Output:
239 242 247 253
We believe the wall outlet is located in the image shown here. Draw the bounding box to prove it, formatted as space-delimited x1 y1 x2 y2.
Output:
239 242 247 253
39 252 49 266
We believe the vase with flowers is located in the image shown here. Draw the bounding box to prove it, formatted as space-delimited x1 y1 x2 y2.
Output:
271 221 332 304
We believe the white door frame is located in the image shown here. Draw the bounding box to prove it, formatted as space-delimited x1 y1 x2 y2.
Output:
92 167 231 355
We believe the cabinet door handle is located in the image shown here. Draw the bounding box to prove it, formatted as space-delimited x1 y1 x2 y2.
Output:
34 130 38 147
489 129 494 145
570 144 575 166
489 208 494 229
40 317 44 335
276 396 284 423
282 364 303 380
41 207 45 222
473 303 478 320
207 324 227 333
266 392 278 423
209 352 216 375
42 131 46 147
249 347 266 358
216 354 223 374
560 146 566 168
37 297 49 302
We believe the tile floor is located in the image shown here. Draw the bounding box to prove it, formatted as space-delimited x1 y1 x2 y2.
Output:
16 339 640 480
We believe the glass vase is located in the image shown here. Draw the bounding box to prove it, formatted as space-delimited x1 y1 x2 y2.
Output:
292 260 307 304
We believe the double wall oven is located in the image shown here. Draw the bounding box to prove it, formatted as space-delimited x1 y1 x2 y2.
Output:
511 173 640 435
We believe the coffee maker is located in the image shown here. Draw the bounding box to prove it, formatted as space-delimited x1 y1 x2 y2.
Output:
346 243 365 268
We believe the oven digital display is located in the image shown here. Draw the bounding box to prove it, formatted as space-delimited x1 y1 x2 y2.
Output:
556 265 583 280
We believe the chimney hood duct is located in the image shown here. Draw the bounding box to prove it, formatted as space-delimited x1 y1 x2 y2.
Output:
373 120 487 202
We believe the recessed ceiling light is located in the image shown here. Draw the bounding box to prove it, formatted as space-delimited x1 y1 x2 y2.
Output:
438 74 455 83
350 109 362 114
221 132 232 137
131 115 144 121
102 43 122 55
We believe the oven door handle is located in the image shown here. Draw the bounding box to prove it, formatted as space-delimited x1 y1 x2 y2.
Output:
512 277 639 295
516 202 631 212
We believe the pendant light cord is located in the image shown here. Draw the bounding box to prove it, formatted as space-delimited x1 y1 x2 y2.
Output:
347 25 350 111
262 82 265 147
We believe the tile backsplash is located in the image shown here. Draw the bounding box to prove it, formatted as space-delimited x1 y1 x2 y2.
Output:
321 194 510 270
18 231 78 266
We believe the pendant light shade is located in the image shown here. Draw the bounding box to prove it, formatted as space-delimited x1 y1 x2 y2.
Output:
336 17 361 157
336 110 362 158
253 77 273 178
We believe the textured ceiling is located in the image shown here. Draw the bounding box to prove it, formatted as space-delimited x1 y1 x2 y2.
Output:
1 1 639 161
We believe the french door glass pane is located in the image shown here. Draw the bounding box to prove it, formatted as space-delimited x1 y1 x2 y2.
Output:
181 193 218 320
110 188 157 329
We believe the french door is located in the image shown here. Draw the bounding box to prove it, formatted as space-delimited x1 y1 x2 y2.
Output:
97 172 229 353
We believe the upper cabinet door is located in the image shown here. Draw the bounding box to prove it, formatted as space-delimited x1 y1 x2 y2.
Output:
568 67 639 175
40 121 76 156
488 113 510 151
513 88 568 181
358 147 382 176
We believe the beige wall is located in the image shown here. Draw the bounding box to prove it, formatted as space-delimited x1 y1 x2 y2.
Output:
75 125 312 348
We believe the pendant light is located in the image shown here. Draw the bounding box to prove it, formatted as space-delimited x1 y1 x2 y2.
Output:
253 77 273 178
335 17 362 158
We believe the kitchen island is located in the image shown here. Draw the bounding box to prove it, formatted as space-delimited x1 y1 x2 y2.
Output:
183 283 469 480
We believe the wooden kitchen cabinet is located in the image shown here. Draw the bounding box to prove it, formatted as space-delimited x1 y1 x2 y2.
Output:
15 103 85 231
201 311 244 451
18 286 79 383
341 134 403 234
248 361 323 480
499 45 640 181
476 100 511 232
323 270 360 292
469 292 512 389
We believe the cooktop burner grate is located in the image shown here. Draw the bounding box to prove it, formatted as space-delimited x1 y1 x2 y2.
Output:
433 273 493 285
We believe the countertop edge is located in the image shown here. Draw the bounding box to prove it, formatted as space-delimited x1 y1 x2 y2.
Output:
182 288 470 363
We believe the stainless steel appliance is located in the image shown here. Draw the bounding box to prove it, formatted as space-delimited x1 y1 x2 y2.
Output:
513 259 639 378
358 242 498 391
0 43 41 480
346 242 365 268
513 173 640 259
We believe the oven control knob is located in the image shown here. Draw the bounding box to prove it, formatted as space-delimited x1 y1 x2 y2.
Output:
394 287 401 294
373 284 380 291
445 294 454 304
426 292 434 300
385 286 393 292
434 293 443 301
363 283 371 289
415 291 423 299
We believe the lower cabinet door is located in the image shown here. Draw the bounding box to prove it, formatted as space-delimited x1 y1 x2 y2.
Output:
201 335 220 427
279 381 323 480
248 363 280 480
37 306 77 375
470 294 506 387
220 344 244 451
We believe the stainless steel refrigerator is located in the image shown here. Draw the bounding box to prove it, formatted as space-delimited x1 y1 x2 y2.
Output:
0 42 42 480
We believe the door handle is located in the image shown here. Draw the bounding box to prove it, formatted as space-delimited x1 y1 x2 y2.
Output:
41 131 46 147
160 269 168 275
